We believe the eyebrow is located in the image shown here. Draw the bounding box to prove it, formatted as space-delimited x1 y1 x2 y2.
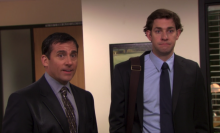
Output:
71 51 78 54
154 27 175 30
57 50 66 53
57 50 77 53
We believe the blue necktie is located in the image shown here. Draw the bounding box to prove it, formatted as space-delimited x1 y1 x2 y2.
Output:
160 62 174 133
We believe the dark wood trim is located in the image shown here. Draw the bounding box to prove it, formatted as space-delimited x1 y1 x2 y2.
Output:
109 44 114 86
0 24 45 30
0 31 3 132
30 28 36 82
0 21 82 30
199 0 207 84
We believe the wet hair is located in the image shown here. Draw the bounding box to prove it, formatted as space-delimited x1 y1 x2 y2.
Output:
42 32 79 59
143 9 183 33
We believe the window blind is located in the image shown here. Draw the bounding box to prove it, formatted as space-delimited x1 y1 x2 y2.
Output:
209 7 220 129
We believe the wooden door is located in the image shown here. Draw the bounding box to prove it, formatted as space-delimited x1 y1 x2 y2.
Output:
33 26 85 89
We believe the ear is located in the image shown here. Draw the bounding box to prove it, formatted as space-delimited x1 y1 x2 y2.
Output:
176 29 181 40
146 30 152 41
41 55 49 67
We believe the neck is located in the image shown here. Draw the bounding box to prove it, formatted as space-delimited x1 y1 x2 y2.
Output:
152 50 174 62
58 80 68 85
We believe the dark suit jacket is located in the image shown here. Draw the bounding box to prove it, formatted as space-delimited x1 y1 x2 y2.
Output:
2 75 98 133
109 51 209 133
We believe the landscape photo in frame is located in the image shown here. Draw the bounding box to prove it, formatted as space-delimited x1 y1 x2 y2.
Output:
109 42 152 83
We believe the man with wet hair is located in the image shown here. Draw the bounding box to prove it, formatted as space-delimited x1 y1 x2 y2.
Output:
2 32 98 133
109 9 209 133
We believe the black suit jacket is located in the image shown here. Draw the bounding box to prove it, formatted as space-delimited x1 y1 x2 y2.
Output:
2 75 98 133
109 51 209 133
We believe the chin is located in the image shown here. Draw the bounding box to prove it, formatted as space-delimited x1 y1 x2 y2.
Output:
60 76 73 82
64 77 73 82
160 48 173 53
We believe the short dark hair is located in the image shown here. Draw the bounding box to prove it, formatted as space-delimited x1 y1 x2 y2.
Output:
42 32 79 59
143 9 183 33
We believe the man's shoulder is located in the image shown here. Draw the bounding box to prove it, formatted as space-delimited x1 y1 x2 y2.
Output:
174 54 200 73
115 59 131 69
12 76 45 98
175 54 198 66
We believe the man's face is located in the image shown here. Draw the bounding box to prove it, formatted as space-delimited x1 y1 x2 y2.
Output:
146 18 181 60
41 41 78 85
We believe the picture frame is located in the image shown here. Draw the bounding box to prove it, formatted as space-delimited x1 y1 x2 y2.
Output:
109 42 152 83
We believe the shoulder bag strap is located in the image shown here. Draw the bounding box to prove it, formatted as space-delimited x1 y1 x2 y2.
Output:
126 57 141 133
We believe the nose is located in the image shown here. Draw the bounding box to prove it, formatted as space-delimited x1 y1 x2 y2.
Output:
161 31 168 40
65 56 73 66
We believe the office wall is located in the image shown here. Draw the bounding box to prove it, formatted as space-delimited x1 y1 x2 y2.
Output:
0 0 82 26
81 0 199 132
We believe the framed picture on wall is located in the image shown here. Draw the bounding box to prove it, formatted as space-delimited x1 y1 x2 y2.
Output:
109 42 152 84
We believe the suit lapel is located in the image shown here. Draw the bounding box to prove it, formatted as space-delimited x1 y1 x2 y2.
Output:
137 51 151 130
172 54 186 113
70 84 84 133
39 76 69 133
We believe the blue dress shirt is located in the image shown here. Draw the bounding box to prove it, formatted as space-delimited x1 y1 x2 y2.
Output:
143 51 174 133
44 72 79 133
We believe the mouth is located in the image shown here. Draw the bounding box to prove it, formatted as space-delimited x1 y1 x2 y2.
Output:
62 69 73 73
160 43 170 45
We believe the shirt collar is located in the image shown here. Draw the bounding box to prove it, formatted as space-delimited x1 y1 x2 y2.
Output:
149 51 174 72
44 72 71 94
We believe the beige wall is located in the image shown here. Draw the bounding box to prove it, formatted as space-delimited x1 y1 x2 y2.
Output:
81 0 199 132
0 0 82 26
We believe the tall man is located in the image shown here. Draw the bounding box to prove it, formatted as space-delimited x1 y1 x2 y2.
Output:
109 9 209 133
2 32 98 133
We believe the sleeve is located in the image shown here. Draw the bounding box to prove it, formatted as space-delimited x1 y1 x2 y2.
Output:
86 91 98 133
109 64 127 133
194 63 210 133
2 93 33 133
